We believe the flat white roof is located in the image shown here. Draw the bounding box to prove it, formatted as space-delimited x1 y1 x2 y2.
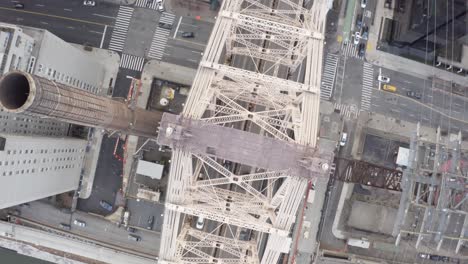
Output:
136 160 164 180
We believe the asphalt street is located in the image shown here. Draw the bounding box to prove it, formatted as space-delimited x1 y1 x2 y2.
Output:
370 66 468 134
13 201 160 256
0 0 117 48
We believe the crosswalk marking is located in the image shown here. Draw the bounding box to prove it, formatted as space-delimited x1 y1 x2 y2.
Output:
320 54 339 100
341 42 364 60
135 0 159 9
334 103 359 119
120 54 145 71
159 12 175 24
109 6 134 52
148 13 175 60
361 62 374 111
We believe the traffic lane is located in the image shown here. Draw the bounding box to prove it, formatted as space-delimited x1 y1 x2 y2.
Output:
1 0 117 24
14 201 160 256
14 201 71 227
70 211 160 255
163 41 203 69
77 135 123 215
0 8 107 47
372 90 467 131
173 16 213 45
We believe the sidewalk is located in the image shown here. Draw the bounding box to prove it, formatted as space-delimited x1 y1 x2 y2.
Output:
121 60 197 194
365 0 467 87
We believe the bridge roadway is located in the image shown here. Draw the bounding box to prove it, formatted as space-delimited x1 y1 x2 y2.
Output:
157 0 330 263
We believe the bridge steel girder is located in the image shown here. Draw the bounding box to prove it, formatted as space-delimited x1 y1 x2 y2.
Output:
158 0 331 263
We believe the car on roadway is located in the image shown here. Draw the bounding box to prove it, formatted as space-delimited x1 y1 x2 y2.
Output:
99 200 113 211
147 216 154 230
14 3 25 9
377 75 390 83
83 0 96 6
361 0 367 8
382 84 397 93
353 32 361 45
59 223 71 231
358 43 366 57
128 234 141 242
361 26 369 40
339 133 347 147
73 219 86 227
182 32 195 38
158 22 172 30
157 3 165 12
406 91 422 100
196 216 205 230
429 255 449 262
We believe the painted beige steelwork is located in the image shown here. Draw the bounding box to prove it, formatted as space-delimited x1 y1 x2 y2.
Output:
0 71 162 138
158 0 330 263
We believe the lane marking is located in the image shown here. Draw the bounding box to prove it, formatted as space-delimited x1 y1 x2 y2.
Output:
100 25 107 49
89 30 102 34
180 22 198 28
93 13 115 19
173 16 182 38
67 26 75 29
0 6 112 27
40 21 48 25
187 59 198 63
35 4 45 7
376 88 468 125
64 8 72 12
172 37 206 47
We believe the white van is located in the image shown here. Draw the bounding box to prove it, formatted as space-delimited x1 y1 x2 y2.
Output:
340 133 348 146
196 217 205 230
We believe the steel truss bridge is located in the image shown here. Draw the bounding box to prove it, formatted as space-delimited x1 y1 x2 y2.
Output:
157 0 331 263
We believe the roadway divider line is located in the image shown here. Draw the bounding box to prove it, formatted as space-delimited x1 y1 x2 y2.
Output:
173 16 182 38
0 7 112 27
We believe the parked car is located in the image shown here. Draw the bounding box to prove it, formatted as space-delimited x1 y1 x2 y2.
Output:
83 0 96 6
126 226 136 233
377 75 390 83
182 32 194 38
128 234 141 242
73 219 86 227
407 91 422 100
196 216 205 230
14 3 25 9
358 43 366 57
355 14 363 29
59 223 71 231
147 216 154 230
158 22 172 30
99 200 113 211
